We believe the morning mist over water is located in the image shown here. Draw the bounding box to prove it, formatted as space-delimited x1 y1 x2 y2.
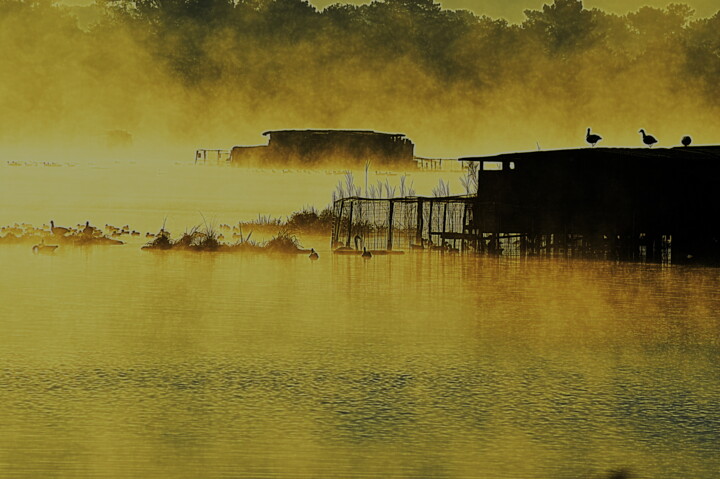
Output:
1 1 720 478
2 0 720 160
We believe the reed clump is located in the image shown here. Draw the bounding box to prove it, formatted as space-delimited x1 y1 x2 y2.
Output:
263 230 304 254
147 229 172 249
285 206 336 235
142 224 310 254
234 206 335 236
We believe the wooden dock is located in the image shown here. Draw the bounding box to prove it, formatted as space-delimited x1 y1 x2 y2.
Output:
333 146 720 264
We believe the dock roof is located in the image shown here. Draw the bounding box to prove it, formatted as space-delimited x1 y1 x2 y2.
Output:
459 146 720 162
262 129 407 138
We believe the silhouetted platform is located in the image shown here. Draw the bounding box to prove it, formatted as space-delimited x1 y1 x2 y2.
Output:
460 146 720 263
333 146 720 265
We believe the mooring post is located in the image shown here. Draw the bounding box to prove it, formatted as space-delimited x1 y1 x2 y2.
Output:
416 200 424 245
428 201 434 246
646 233 659 262
346 200 354 248
492 201 500 254
387 200 395 251
442 203 448 248
461 202 468 252
332 200 344 248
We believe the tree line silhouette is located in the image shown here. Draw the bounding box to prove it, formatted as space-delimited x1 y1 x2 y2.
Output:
1 0 719 150
95 0 720 93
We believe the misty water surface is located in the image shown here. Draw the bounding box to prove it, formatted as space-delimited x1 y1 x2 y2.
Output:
1 163 719 479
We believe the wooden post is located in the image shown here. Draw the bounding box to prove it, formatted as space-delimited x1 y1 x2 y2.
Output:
490 201 500 254
647 233 659 262
416 200 424 245
346 200 354 248
387 200 395 251
461 202 468 252
442 203 448 247
332 200 344 247
495 202 501 254
428 201 434 246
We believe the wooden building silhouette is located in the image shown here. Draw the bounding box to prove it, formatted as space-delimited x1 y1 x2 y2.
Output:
231 130 414 167
332 146 720 264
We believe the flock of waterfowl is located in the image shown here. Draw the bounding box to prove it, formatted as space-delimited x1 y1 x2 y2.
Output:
0 220 334 258
0 220 391 261
0 221 125 253
585 128 693 148
6 160 69 167
0 220 191 253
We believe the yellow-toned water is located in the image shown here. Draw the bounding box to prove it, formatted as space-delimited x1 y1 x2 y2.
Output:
1 163 719 479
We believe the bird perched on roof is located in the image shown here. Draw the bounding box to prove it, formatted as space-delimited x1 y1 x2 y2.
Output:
639 129 658 148
586 127 602 147
681 135 692 147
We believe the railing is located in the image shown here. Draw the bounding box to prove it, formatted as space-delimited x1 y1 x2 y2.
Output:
195 149 231 165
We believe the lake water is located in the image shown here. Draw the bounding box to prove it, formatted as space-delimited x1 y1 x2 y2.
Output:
1 162 719 479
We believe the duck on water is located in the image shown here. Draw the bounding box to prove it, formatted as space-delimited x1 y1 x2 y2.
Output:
32 239 59 254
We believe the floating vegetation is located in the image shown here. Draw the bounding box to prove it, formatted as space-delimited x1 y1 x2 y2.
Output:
145 229 172 250
225 206 337 237
0 209 328 254
264 231 304 254
285 207 336 235
253 214 283 227
142 225 310 255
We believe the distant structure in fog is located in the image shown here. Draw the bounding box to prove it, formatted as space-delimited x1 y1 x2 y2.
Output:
105 129 132 149
230 130 415 167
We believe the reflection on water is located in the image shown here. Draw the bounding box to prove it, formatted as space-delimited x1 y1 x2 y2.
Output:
1 164 719 478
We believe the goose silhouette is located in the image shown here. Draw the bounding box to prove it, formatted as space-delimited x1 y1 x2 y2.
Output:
361 247 372 259
585 127 602 147
50 220 69 236
309 248 319 260
82 221 97 236
639 129 658 148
